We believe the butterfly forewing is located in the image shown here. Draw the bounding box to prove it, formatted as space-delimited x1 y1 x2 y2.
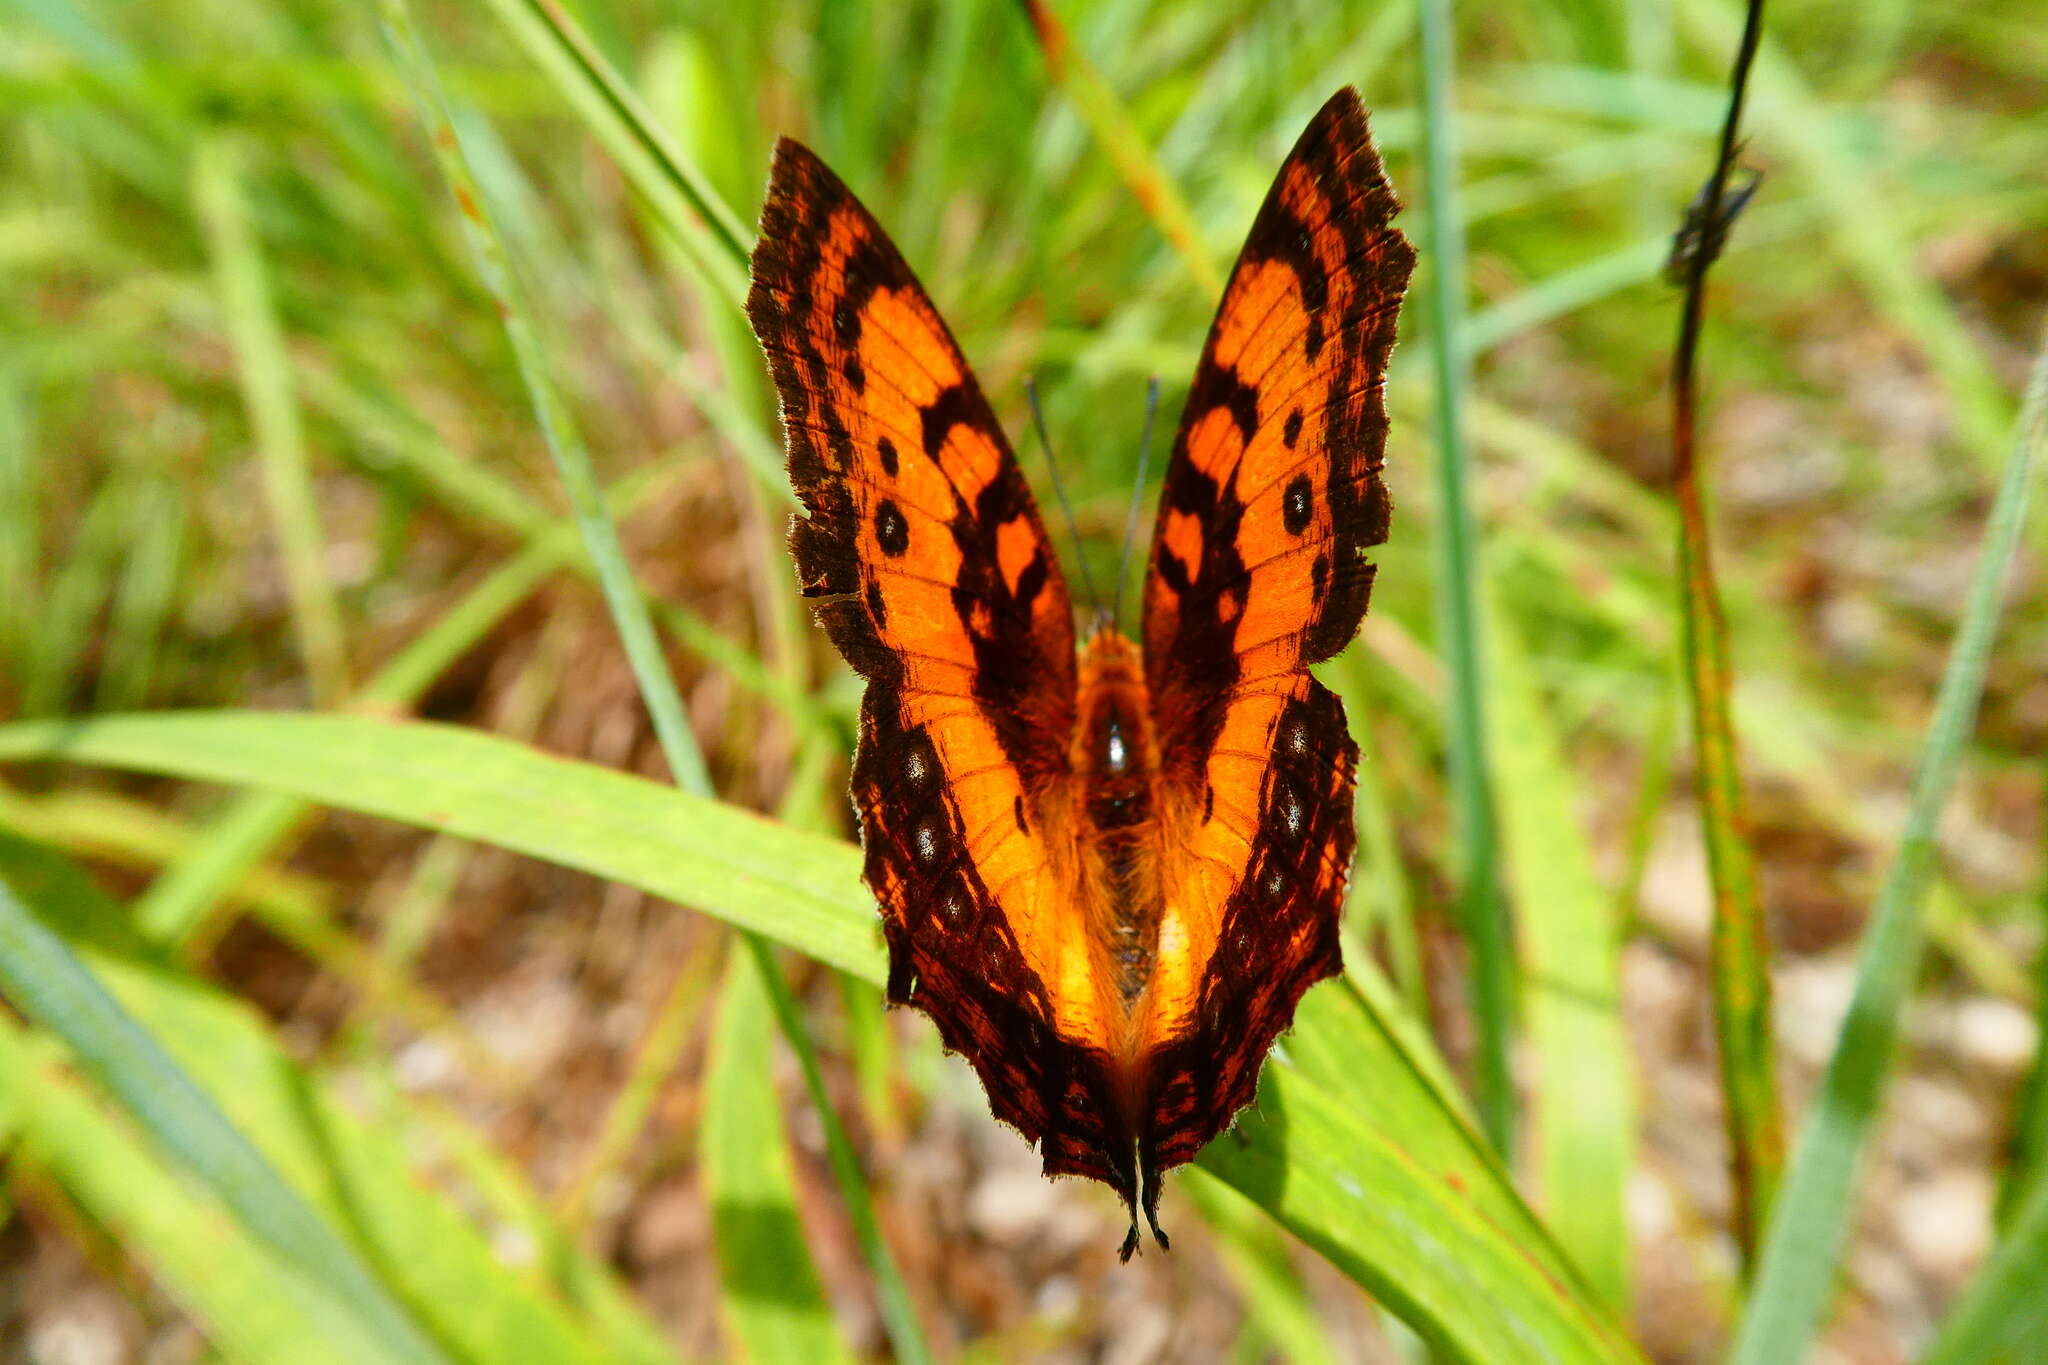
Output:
1138 88 1415 1173
748 140 1156 1200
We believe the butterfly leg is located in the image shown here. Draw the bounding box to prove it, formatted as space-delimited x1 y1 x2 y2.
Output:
1139 1136 1171 1253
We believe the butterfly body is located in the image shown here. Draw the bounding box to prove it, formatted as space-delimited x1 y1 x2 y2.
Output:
748 88 1413 1258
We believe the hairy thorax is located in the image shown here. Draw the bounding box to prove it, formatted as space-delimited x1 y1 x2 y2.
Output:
1067 628 1166 1021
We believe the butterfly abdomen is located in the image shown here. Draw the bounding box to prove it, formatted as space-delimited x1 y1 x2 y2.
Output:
1070 628 1168 1011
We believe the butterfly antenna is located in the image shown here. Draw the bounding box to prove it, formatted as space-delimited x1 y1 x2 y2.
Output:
1110 375 1161 631
1026 376 1103 620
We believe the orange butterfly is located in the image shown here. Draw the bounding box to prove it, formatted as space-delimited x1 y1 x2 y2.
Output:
747 88 1413 1259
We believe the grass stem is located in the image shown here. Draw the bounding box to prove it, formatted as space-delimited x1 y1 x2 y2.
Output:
1416 0 1514 1155
1666 0 1782 1273
1727 308 2048 1364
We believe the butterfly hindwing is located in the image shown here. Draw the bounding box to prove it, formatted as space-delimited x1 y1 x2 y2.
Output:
1139 89 1415 1168
748 141 1146 1202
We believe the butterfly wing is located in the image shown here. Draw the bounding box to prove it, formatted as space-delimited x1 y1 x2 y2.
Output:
1140 89 1415 1175
750 142 1146 1200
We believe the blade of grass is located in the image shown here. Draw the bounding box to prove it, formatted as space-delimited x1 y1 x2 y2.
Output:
0 780 329 925
383 1086 682 1365
0 830 675 1365
700 946 854 1365
193 134 351 707
552 938 719 1232
0 1015 388 1365
1486 601 1632 1311
0 707 1645 1361
21 446 136 716
1199 1054 1643 1365
1016 0 1225 298
2008 823 2048 1221
0 854 449 1365
1352 720 1428 1017
1919 1167 2048 1365
745 927 931 1365
1178 1166 1341 1365
746 735 933 1365
0 367 33 696
133 454 693 945
380 14 929 1359
0 711 880 977
1417 0 1515 1155
471 0 747 311
376 0 708 799
93 459 185 711
1726 311 2048 1364
1666 0 1781 1273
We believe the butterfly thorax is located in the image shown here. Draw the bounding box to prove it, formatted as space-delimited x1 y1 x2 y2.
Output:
1070 627 1163 1010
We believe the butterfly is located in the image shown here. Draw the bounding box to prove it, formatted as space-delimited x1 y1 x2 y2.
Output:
746 87 1413 1260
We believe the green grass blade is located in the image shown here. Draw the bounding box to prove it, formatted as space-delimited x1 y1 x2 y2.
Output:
0 782 327 926
553 942 718 1232
1417 0 1514 1155
376 0 710 799
381 12 928 1356
24 432 147 716
0 829 677 1365
0 1015 386 1365
1486 603 1632 1310
1017 0 1225 298
392 1092 683 1365
93 463 185 711
0 708 1642 1362
133 457 691 946
744 930 933 1365
700 948 853 1365
1919 1170 2048 1365
1345 705 1427 1015
1179 1166 1341 1365
1667 0 1781 1272
0 366 34 694
0 845 449 1365
1727 314 2048 1364
2009 847 2048 1220
0 710 881 978
472 0 748 309
1199 1055 1642 1365
192 134 351 706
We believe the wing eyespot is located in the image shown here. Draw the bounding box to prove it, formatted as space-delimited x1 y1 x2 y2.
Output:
1282 475 1314 535
1278 786 1304 837
874 500 910 557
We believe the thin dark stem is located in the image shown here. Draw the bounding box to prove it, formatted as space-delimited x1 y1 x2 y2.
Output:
1112 376 1160 631
1672 0 1765 473
1025 376 1102 619
1669 0 1781 1272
